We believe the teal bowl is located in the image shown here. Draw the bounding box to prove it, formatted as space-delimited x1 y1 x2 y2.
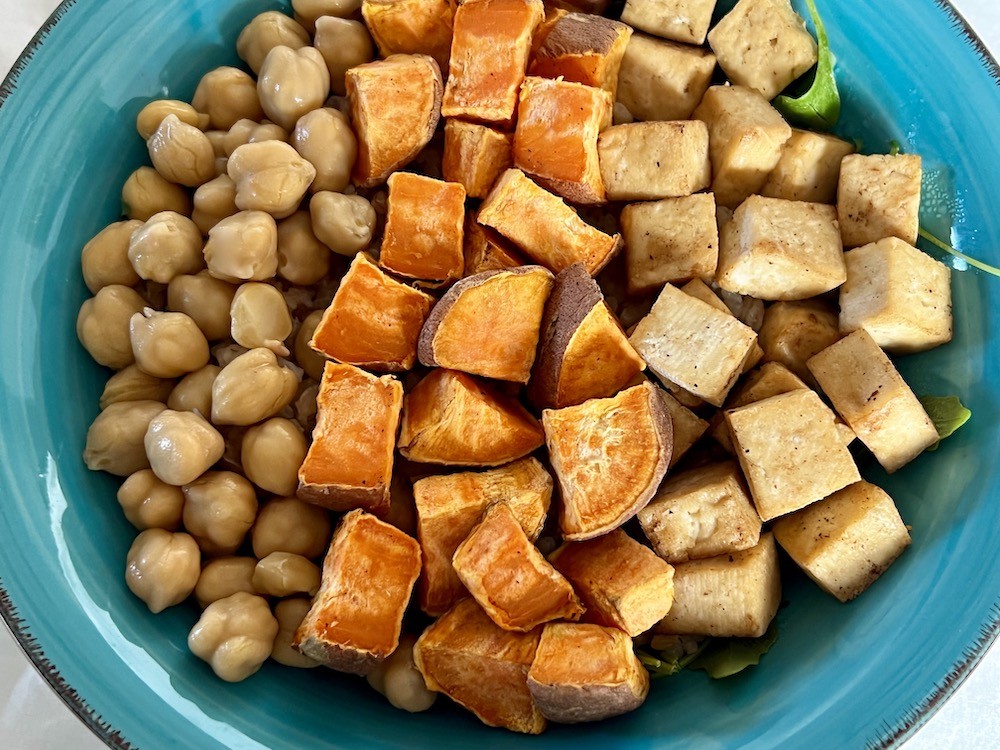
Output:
0 1 997 747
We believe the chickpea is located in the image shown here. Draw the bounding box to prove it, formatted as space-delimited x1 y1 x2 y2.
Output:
257 46 330 131
251 497 330 560
313 17 374 97
182 471 258 556
127 211 204 283
84 400 167 476
122 167 192 221
252 552 321 597
291 108 357 194
222 119 289 158
194 556 257 608
213 342 251 368
81 220 143 293
293 0 361 32
292 381 320 432
191 67 265 131
77 285 147 369
271 598 318 668
167 364 220 416
125 528 201 613
204 210 279 282
136 99 209 140
211 348 300 426
100 364 176 410
310 191 375 256
276 212 331 285
192 175 239 235
293 311 327 382
240 418 307 496
366 635 436 713
144 409 225 486
205 129 228 158
147 114 216 187
188 592 278 682
228 141 316 219
229 282 293 355
237 11 311 75
167 271 238 341
117 469 185 530
130 308 210 378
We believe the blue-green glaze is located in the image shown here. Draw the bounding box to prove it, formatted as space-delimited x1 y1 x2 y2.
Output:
0 1 997 748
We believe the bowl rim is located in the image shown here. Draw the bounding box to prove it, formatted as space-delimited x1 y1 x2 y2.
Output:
1 1 998 748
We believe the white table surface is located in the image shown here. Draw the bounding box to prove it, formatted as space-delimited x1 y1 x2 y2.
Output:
2 0 998 748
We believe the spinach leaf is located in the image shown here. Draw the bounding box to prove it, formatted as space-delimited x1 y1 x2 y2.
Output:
919 395 972 449
637 636 711 679
918 228 1000 278
688 624 778 679
774 0 840 130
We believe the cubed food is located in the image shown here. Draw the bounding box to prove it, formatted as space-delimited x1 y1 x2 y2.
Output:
297 363 402 515
361 0 455 71
530 263 645 409
762 129 856 204
807 329 938 473
414 458 553 615
837 153 922 248
717 195 846 300
463 214 526 275
294 510 421 674
346 54 443 187
526 623 649 724
379 172 466 284
543 382 673 540
418 266 554 383
680 277 731 314
478 169 622 275
443 120 514 199
617 33 717 122
549 529 674 636
758 299 843 383
310 252 435 372
620 0 717 45
657 388 709 467
414 598 545 734
709 361 809 452
639 461 762 564
622 194 719 294
398 368 545 466
657 532 781 638
773 481 911 602
726 390 861 521
598 120 711 202
839 237 953 354
442 0 544 124
708 0 818 100
694 85 792 209
629 283 758 407
528 13 632 96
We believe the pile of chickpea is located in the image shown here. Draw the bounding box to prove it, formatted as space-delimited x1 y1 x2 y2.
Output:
76 0 435 713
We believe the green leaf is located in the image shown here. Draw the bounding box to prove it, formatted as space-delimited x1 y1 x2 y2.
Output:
688 624 778 679
919 395 971 449
774 0 840 130
918 228 1000 278
637 637 711 679
888 140 902 156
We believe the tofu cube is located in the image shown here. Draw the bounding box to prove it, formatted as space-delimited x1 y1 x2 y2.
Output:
839 237 953 354
629 283 758 406
639 461 762 563
726 390 861 521
717 195 846 300
708 361 808 452
443 120 514 199
758 299 843 384
837 154 922 248
598 120 711 201
708 0 818 100
773 481 911 602
807 329 939 473
620 0 717 45
617 33 717 122
656 532 781 638
657 388 709 467
694 86 793 209
680 277 731 314
763 129 856 204
622 194 719 294
529 12 632 97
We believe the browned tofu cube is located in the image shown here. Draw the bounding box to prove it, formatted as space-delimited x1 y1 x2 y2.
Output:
361 0 455 72
443 119 514 199
463 214 526 275
657 388 709 467
598 121 711 202
837 153 922 248
620 0 717 45
758 299 843 384
617 33 717 122
529 13 632 97
762 129 855 204
709 361 809 452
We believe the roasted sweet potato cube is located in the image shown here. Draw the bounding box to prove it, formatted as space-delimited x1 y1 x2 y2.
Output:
414 598 545 734
310 252 435 372
297 363 402 515
513 77 612 205
549 530 674 636
414 458 553 615
479 169 622 275
442 0 544 124
294 510 421 674
529 13 632 98
362 0 455 72
454 503 583 631
398 368 545 465
543 382 673 540
379 172 466 284
418 266 554 382
463 215 526 275
530 263 645 409
347 54 443 187
443 120 514 199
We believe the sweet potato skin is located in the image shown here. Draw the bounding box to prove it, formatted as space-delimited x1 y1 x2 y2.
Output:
443 120 514 199
362 0 455 71
529 13 632 96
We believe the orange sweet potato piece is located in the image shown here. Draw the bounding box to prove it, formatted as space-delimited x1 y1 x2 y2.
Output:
379 172 466 284
529 13 632 97
414 598 546 734
414 457 553 615
443 119 514 199
543 382 673 540
549 529 674 637
361 0 455 72
530 263 645 409
463 214 526 275
531 7 569 56
310 252 435 371
398 368 545 465
478 169 622 275
442 0 544 124
347 54 443 187
297 363 402 515
294 510 421 674
418 265 554 382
